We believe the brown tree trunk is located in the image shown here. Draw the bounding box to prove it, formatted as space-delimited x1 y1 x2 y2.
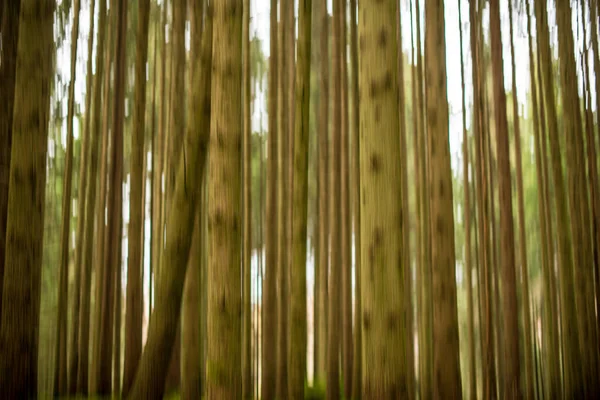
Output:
55 0 81 394
0 1 54 396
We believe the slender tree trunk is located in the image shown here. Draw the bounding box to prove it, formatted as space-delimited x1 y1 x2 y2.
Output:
350 0 361 398
181 2 205 399
113 217 123 393
91 0 116 389
77 0 108 393
122 0 151 395
395 5 412 397
469 1 496 397
68 0 96 393
128 5 213 397
489 0 521 396
358 0 407 397
327 0 342 397
289 0 312 397
96 0 127 393
0 0 21 326
424 0 463 397
262 0 279 397
206 1 243 397
0 1 53 396
276 1 290 396
241 1 252 398
534 1 582 396
507 1 533 397
457 1 476 398
555 2 597 395
55 0 81 394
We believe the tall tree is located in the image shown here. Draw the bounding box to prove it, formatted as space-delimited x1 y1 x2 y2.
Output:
508 0 533 397
458 1 476 397
469 0 496 396
122 0 151 394
276 1 291 396
77 0 108 393
534 1 582 395
289 0 312 397
314 1 329 387
182 2 206 399
242 0 252 398
0 0 54 395
96 0 127 393
350 0 361 397
358 0 406 397
425 0 462 397
128 3 213 397
68 0 96 393
0 0 21 325
327 0 342 397
206 0 243 397
262 0 279 397
489 0 521 396
55 0 81 394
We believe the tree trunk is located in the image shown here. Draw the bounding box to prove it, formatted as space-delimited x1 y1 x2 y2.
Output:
508 0 533 397
457 1 476 397
113 217 123 393
262 0 279 397
276 1 290 396
314 3 329 388
127 4 213 397
326 0 342 397
241 0 252 398
350 0 361 397
69 0 96 393
489 0 521 396
96 0 127 393
555 2 598 394
122 0 151 395
424 0 462 397
0 1 54 396
0 0 21 328
77 0 108 393
358 0 407 397
289 0 312 398
55 0 81 394
534 1 582 395
206 1 243 397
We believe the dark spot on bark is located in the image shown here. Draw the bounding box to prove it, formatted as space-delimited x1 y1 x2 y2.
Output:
213 209 224 227
217 130 225 149
374 104 381 123
29 168 37 203
369 153 381 173
219 294 227 313
363 311 371 331
232 214 239 232
377 29 387 47
383 71 392 90
368 245 374 280
369 80 378 98
387 311 400 331
224 61 234 77
373 227 383 247
439 179 445 197
436 215 444 235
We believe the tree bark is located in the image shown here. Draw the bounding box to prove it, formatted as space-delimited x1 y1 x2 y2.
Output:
0 1 53 396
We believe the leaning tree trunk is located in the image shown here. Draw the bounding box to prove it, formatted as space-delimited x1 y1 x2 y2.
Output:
0 0 54 396
122 0 151 395
425 0 463 397
206 1 243 397
358 0 407 397
0 0 21 327
55 0 81 394
127 4 213 398
289 0 312 397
